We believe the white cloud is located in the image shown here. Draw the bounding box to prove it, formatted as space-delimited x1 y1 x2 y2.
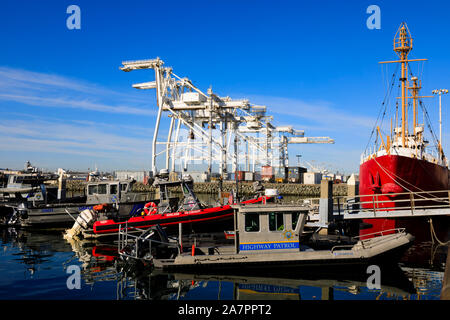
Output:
0 118 153 170
0 66 155 116
0 93 155 116
0 67 161 170
247 94 376 130
0 119 150 152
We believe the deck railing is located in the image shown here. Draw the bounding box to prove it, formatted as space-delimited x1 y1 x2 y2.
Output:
344 189 450 216
330 228 406 252
117 222 178 261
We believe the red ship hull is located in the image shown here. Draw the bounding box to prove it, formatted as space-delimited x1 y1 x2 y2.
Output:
359 154 450 241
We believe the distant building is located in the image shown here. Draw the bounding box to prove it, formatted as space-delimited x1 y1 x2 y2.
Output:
186 171 210 183
114 170 149 184
303 172 322 185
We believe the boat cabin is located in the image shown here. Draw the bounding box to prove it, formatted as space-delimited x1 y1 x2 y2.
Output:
232 204 309 254
86 179 138 205
152 172 202 214
0 173 58 203
123 202 414 272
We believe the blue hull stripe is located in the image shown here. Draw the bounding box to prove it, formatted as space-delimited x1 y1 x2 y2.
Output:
240 241 299 251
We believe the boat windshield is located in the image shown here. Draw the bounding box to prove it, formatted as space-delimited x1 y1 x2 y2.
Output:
110 184 118 195
269 212 284 231
245 213 259 232
292 212 301 230
88 185 97 195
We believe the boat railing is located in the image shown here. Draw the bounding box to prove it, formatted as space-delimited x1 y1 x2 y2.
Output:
330 228 406 252
330 244 355 253
356 228 407 249
117 222 178 261
344 189 450 216
353 227 406 238
299 196 346 213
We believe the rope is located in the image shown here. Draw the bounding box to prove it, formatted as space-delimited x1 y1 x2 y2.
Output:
372 160 450 245
364 65 399 154
373 157 450 204
429 217 450 246
406 63 442 158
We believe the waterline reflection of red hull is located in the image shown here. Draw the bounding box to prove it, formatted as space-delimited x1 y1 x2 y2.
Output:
359 154 450 241
93 196 268 235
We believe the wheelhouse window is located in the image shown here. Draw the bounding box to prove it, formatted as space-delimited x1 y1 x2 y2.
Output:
110 184 118 195
245 213 260 232
269 212 284 231
97 184 107 194
120 183 128 192
292 212 301 230
87 185 98 195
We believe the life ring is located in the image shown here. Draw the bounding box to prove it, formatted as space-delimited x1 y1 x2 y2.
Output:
143 202 157 215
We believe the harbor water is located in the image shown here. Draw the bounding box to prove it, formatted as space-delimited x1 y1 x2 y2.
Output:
0 193 448 300
0 228 447 300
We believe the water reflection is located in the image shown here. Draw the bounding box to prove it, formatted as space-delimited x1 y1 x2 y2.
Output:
0 227 447 300
1 227 71 279
68 236 444 300
68 239 417 300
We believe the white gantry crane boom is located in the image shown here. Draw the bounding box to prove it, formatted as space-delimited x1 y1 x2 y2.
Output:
288 137 335 144
120 58 334 176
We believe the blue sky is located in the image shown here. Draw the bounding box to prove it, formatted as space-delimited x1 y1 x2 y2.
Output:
1 0 450 174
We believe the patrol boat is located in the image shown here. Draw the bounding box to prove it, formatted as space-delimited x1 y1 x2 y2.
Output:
3 178 154 228
0 162 63 218
118 203 415 272
68 171 270 240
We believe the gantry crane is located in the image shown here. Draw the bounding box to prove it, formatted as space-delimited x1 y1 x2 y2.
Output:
120 58 334 177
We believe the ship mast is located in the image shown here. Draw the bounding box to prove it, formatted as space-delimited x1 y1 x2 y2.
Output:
379 22 427 148
395 23 411 147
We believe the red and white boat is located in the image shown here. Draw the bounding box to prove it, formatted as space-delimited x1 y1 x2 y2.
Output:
358 23 450 241
83 172 273 237
93 195 268 235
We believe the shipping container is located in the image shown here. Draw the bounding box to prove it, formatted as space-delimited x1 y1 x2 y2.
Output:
188 172 210 183
274 167 288 182
244 172 254 181
303 172 322 185
261 165 273 176
261 165 274 182
210 172 222 182
287 166 307 183
114 170 148 183
236 171 246 181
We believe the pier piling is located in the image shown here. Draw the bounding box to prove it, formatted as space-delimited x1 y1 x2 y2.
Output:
319 179 333 235
441 245 450 300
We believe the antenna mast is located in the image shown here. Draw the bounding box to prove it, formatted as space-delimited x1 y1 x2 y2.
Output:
379 22 427 148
